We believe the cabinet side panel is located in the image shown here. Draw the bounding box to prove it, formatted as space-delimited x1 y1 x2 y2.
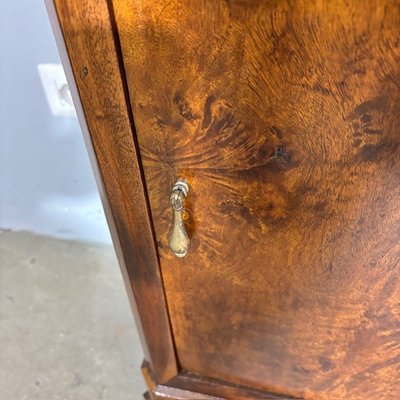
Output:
46 0 178 382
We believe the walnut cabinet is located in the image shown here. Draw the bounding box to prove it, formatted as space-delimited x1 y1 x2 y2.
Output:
47 1 400 398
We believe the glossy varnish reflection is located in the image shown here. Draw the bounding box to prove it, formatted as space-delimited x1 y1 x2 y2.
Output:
112 1 400 398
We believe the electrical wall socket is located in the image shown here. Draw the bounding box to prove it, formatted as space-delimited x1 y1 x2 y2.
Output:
37 63 76 117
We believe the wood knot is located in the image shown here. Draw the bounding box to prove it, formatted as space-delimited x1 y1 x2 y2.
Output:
272 146 291 162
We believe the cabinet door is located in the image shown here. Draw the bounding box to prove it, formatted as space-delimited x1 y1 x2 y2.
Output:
113 1 400 398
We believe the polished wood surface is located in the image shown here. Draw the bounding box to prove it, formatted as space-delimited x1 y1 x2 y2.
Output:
113 0 400 398
47 0 307 397
47 0 178 383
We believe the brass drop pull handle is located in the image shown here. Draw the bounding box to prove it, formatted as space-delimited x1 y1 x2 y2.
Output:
169 178 190 258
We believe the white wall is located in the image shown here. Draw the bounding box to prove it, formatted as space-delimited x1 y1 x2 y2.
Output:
0 0 112 244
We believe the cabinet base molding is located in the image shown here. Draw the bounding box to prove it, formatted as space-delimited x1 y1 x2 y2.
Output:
141 360 299 400
142 360 217 399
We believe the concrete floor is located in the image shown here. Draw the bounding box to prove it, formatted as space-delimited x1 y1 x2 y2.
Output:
0 231 146 400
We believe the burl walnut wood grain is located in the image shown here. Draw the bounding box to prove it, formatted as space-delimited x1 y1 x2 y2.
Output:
113 1 400 398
